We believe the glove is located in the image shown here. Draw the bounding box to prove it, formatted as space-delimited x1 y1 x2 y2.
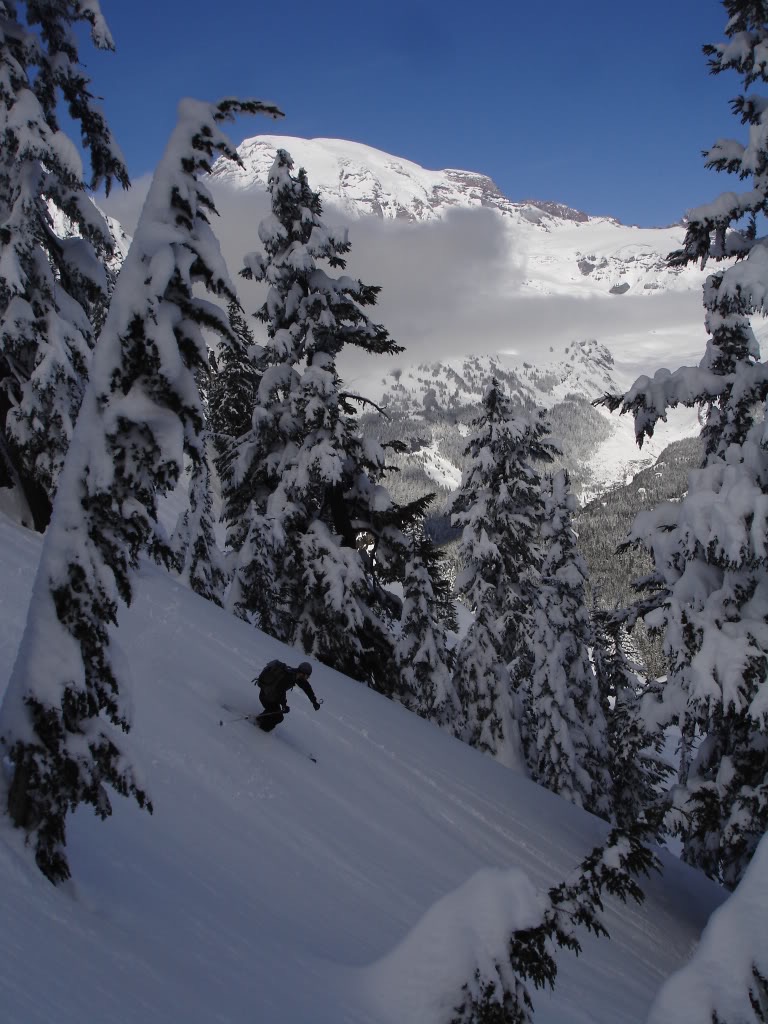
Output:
312 701 321 711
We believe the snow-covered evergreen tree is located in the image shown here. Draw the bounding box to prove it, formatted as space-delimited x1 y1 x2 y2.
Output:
210 301 262 447
171 446 228 606
527 470 611 817
592 610 671 831
229 149 418 689
212 300 286 635
451 380 556 768
598 0 768 887
0 0 128 531
295 518 376 677
395 531 459 728
210 300 263 552
0 96 282 883
172 309 240 606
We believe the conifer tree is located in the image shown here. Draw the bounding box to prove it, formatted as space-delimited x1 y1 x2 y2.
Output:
224 148 332 578
598 0 768 887
0 96 282 883
451 380 556 768
171 447 228 606
0 0 128 531
395 530 459 728
527 470 611 817
229 149 417 689
209 299 263 553
212 299 285 634
171 311 239 606
210 301 262 447
592 611 671 831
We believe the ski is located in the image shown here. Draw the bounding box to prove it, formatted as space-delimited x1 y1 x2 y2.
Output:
218 704 317 762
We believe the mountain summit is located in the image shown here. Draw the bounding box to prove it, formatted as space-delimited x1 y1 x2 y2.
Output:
210 135 704 298
211 134 624 228
211 134 558 223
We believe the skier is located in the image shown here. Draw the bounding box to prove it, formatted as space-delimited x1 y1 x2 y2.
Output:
254 660 321 731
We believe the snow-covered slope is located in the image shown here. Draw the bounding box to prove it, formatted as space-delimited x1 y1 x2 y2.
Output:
210 135 706 299
0 513 724 1024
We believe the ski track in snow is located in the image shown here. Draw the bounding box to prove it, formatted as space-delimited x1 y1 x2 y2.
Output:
328 710 566 874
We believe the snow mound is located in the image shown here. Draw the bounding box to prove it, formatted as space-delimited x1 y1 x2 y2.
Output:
647 833 768 1024
362 866 542 1023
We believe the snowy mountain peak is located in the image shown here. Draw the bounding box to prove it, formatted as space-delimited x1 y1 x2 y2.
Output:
209 134 706 300
210 134 602 227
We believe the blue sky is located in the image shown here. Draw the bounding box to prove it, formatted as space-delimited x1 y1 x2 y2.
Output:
86 0 737 227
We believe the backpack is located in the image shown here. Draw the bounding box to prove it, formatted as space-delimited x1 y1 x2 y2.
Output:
255 660 288 700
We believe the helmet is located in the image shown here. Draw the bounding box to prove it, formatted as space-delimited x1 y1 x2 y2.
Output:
297 662 312 676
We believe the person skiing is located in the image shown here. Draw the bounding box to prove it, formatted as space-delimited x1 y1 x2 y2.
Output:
254 660 321 731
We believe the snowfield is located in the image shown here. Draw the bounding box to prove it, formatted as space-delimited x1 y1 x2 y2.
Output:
0 512 724 1024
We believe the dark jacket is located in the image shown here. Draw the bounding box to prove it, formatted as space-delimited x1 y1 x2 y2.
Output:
258 662 318 708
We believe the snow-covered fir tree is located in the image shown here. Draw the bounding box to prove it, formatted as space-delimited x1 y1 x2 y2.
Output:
0 96 282 883
211 301 283 632
527 470 611 817
228 148 423 690
0 0 128 532
598 0 768 887
171 447 228 606
451 380 556 769
592 610 671 831
171 312 237 606
219 151 332 628
394 531 459 728
210 301 262 446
